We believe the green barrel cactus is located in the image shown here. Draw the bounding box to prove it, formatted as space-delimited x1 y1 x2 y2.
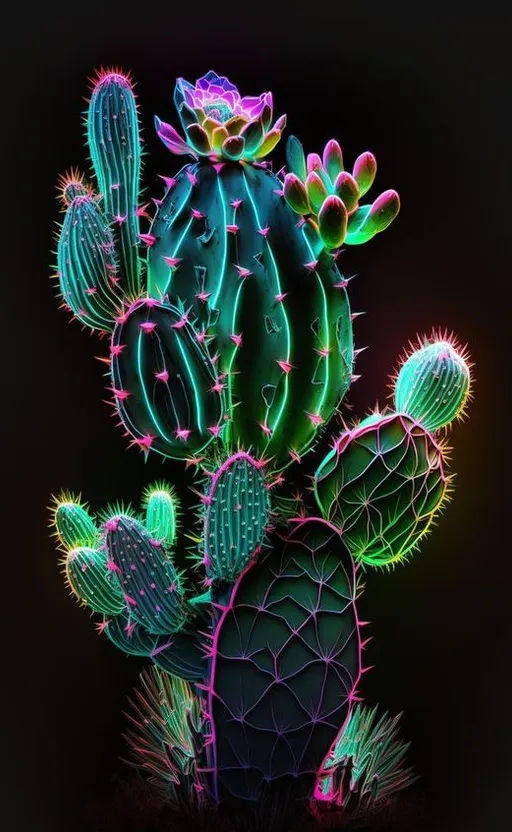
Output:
48 66 473 817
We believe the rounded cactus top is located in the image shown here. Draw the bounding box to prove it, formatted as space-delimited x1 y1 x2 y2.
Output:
154 69 286 162
57 169 93 207
393 331 472 432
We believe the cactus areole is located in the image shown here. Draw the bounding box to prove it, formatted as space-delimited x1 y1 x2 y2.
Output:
50 67 473 811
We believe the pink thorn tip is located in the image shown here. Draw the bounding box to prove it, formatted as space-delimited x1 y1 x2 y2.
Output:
106 558 120 573
113 214 127 225
155 369 169 382
315 347 331 357
152 198 163 208
175 427 191 441
196 291 211 302
235 265 252 278
230 198 242 208
136 434 154 450
204 577 213 587
260 422 273 437
351 311 365 321
226 224 239 234
208 425 222 437
211 381 225 393
111 387 130 400
230 333 243 347
212 163 225 174
195 330 207 343
351 374 362 383
200 495 212 505
273 188 284 196
163 256 182 268
85 287 97 295
139 233 156 246
135 203 151 218
334 279 349 289
275 292 288 302
140 321 157 332
104 519 119 532
257 226 270 237
296 217 307 228
110 183 120 190
171 313 189 329
158 175 176 189
110 343 125 356
304 260 318 271
191 208 203 218
277 359 293 374
187 172 198 186
289 450 302 463
307 412 324 426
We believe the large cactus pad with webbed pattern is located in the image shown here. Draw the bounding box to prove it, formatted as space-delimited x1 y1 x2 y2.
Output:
207 517 361 802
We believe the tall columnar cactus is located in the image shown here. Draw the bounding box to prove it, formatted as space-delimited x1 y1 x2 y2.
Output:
50 67 473 817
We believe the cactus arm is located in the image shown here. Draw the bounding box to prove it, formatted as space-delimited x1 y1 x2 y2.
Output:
87 70 142 298
56 191 123 332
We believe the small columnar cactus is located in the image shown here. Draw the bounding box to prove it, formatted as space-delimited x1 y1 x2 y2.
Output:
49 66 473 815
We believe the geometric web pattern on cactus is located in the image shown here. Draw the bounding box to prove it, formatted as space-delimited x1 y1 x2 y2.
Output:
314 413 451 567
49 64 473 816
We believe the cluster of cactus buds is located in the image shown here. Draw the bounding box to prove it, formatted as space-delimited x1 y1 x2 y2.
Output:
283 136 400 250
49 65 474 811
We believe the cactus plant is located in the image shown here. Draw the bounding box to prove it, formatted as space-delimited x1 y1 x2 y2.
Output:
49 66 473 818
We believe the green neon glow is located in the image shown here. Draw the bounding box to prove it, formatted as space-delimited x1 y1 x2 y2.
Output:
136 330 173 444
241 169 291 441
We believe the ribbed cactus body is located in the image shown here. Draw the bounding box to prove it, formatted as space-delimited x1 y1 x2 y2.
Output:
105 515 187 635
111 299 225 459
394 338 471 432
208 518 361 802
204 451 270 582
55 500 99 549
144 485 179 547
66 546 125 615
147 162 353 469
314 413 448 566
57 194 123 331
87 72 142 297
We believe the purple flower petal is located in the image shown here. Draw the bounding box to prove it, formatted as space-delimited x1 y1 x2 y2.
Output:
183 87 197 108
199 70 221 87
154 116 195 156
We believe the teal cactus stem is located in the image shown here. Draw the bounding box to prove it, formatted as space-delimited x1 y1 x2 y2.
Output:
110 298 225 459
203 450 270 582
54 498 99 550
143 483 179 547
147 161 354 470
87 70 142 298
57 193 123 331
66 546 125 615
104 514 187 636
393 331 472 432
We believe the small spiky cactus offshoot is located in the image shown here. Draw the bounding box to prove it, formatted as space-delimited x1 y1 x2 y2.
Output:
50 67 473 819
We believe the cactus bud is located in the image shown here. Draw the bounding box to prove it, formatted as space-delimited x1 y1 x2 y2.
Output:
394 333 472 432
318 196 348 250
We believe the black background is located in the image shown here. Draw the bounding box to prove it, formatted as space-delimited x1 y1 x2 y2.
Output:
3 10 511 832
